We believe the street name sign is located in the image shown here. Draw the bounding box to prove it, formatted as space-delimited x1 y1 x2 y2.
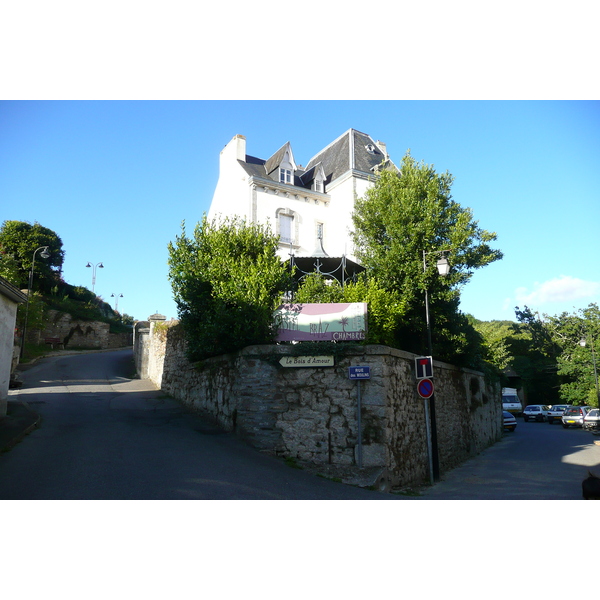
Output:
279 356 334 367
348 366 371 380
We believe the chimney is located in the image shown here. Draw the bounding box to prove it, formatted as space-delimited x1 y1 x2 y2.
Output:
221 134 247 164
375 140 388 159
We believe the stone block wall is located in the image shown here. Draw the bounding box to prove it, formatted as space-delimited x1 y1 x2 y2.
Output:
40 309 132 349
135 320 502 489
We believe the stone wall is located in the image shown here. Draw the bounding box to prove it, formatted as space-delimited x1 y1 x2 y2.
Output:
39 309 132 349
136 320 502 490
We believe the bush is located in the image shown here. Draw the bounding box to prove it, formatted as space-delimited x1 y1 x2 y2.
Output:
168 216 294 361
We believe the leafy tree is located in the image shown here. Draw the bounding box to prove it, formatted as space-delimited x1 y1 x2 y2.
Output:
0 220 65 292
512 305 564 404
168 216 294 361
470 318 514 371
546 304 600 407
351 153 502 365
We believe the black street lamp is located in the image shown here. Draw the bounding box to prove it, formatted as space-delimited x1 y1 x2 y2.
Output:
111 293 123 312
422 249 451 483
20 245 50 359
86 261 104 293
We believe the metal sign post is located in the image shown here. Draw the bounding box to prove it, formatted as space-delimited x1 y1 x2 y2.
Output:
417 378 435 485
349 366 370 468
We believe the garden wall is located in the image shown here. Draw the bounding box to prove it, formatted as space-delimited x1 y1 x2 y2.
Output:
33 309 133 349
135 319 501 490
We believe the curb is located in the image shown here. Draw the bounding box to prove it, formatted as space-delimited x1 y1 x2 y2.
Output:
1 401 42 453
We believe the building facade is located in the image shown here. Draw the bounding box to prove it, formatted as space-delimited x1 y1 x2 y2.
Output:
0 276 27 416
207 129 397 269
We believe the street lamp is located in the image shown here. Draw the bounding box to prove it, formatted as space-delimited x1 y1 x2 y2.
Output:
579 335 599 407
20 246 51 359
111 293 123 312
86 261 104 293
422 249 451 483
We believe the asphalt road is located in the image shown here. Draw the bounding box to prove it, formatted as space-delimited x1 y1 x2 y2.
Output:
4 349 599 500
1 349 399 500
416 410 600 499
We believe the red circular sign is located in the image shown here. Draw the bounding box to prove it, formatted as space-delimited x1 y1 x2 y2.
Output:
417 378 434 398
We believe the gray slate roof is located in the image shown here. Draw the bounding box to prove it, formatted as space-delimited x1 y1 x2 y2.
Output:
236 128 394 190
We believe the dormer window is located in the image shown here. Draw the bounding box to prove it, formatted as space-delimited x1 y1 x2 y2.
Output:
279 168 292 184
313 179 323 193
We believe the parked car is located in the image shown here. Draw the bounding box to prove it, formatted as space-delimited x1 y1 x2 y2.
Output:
546 404 570 424
582 408 600 431
523 405 549 422
561 406 591 428
503 411 517 431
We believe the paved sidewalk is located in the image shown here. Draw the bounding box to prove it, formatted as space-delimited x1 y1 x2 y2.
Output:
0 400 41 452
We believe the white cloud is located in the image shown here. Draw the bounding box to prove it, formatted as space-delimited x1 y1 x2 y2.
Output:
515 275 600 305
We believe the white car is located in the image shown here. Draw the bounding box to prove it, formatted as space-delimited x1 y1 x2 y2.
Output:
582 408 600 431
503 411 517 432
546 404 570 424
523 405 549 422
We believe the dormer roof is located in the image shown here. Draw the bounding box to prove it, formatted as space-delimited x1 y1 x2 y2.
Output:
234 129 396 190
264 141 297 176
305 129 397 183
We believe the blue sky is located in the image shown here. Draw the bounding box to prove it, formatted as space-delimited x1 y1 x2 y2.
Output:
1 100 599 323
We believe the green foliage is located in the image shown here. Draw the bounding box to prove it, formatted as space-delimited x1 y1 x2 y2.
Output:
0 252 21 285
470 318 516 371
0 220 65 292
351 154 502 366
168 216 294 361
293 273 407 347
545 304 600 407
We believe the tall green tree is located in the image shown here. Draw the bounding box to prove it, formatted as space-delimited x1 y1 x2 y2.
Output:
546 304 600 407
168 216 293 361
351 153 502 365
0 220 65 291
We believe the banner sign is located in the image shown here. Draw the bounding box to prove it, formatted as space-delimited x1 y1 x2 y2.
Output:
274 303 367 342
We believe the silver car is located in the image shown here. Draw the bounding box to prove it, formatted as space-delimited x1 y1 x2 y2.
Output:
561 406 591 428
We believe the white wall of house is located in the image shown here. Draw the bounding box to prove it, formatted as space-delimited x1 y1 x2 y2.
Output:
0 293 20 416
208 135 253 225
208 133 379 263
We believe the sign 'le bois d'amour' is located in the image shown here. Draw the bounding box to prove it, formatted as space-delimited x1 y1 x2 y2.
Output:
274 303 367 342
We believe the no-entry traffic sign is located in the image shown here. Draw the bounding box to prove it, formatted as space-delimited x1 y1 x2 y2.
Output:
417 378 434 398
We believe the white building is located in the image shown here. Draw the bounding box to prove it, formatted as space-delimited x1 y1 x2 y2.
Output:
207 129 397 278
0 276 27 417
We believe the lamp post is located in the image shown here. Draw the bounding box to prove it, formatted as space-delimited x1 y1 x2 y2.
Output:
111 293 123 312
86 261 104 294
579 335 599 407
20 246 50 359
422 249 451 483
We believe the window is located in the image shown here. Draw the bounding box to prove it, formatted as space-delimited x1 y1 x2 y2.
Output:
314 179 323 193
279 168 292 184
279 214 293 244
